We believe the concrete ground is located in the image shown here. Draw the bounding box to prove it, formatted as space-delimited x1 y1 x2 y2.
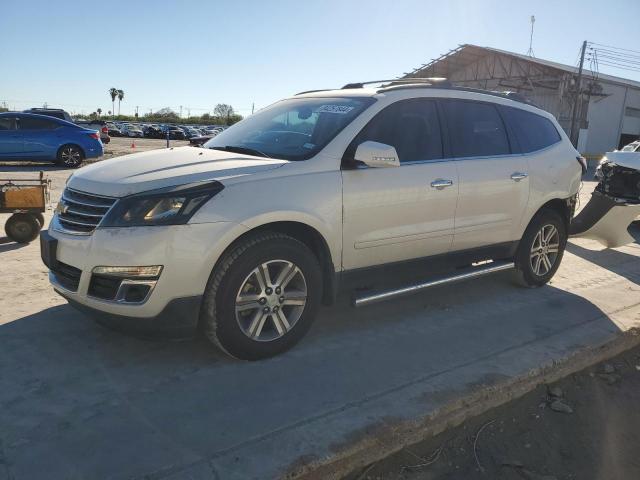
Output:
1 145 640 480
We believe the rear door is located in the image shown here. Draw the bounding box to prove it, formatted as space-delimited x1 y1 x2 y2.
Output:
19 116 62 158
341 98 459 270
0 116 22 157
442 99 529 252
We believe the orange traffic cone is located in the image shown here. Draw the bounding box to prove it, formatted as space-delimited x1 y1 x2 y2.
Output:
131 140 136 149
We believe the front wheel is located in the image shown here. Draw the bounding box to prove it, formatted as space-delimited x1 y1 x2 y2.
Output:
200 232 322 360
513 209 567 287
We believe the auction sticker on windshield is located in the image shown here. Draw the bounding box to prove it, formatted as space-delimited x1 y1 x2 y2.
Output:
315 105 355 114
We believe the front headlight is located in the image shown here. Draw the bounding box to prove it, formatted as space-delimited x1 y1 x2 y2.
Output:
100 180 224 227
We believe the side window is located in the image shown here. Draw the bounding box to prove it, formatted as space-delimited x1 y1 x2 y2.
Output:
503 107 561 153
0 118 16 130
19 117 60 130
443 100 510 157
346 98 443 163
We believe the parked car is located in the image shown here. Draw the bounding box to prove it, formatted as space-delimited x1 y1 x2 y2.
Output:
144 125 165 139
620 140 640 152
120 124 143 138
164 126 186 140
76 120 111 144
0 112 103 167
106 122 122 137
189 132 218 146
45 80 639 361
23 108 74 123
181 126 201 139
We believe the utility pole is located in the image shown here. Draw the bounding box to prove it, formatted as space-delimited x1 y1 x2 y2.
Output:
179 105 183 118
569 40 587 147
251 102 255 115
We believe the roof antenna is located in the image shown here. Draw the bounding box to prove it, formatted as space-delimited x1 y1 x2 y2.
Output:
526 15 536 57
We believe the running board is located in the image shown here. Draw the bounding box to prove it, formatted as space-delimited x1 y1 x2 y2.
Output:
353 260 515 307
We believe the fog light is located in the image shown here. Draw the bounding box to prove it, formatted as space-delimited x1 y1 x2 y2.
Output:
92 265 163 278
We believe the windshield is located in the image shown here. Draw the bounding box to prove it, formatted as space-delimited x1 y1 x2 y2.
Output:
203 96 375 160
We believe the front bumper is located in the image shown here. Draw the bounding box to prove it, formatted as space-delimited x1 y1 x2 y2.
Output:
57 290 202 337
42 219 247 331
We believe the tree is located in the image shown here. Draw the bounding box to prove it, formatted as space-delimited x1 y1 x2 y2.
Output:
117 89 124 115
152 107 180 121
97 108 102 118
109 88 118 119
214 104 235 124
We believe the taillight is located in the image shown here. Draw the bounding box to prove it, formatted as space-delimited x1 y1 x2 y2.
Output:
88 132 99 139
576 155 587 175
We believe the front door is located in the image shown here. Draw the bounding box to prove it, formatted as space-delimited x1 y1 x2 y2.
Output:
342 98 459 270
0 116 23 157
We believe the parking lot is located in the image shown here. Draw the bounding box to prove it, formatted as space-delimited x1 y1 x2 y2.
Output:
1 146 640 479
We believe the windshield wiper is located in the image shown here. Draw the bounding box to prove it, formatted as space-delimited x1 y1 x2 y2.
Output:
210 145 271 158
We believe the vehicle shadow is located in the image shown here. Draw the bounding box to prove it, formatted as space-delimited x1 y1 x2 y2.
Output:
566 223 640 286
0 237 28 253
0 267 634 479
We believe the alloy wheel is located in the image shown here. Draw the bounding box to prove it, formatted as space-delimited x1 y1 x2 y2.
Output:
60 147 81 166
235 260 307 342
530 224 560 276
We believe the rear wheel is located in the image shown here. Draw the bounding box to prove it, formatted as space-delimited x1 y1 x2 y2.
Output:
513 209 567 287
5 213 41 244
56 144 84 168
200 232 322 360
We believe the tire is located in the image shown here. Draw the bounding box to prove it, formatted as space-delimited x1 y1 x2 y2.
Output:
513 209 567 287
200 232 322 360
56 144 84 168
5 213 41 244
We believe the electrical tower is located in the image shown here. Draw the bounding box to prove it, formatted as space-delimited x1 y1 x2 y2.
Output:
526 15 535 57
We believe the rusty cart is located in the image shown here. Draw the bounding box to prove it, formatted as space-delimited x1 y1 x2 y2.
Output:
1 172 51 243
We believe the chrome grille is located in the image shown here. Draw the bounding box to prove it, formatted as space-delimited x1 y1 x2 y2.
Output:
56 188 117 234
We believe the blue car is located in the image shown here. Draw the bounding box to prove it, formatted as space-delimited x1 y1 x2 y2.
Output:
0 112 103 168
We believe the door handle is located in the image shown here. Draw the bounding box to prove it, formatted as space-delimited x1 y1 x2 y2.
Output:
510 172 528 181
430 179 454 189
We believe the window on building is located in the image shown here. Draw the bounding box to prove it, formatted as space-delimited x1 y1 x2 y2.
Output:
442 100 510 157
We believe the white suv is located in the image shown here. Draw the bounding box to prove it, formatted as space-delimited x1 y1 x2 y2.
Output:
42 81 585 360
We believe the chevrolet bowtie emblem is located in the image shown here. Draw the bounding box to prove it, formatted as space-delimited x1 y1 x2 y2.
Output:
55 202 69 215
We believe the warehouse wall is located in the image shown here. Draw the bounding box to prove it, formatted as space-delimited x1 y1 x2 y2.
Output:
584 83 628 155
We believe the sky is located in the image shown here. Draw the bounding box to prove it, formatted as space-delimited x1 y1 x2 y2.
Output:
1 0 639 117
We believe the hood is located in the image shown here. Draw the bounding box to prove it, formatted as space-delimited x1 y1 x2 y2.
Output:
602 151 640 170
69 146 287 197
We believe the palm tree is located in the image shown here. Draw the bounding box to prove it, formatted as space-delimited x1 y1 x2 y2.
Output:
117 89 124 116
97 108 102 118
109 88 118 118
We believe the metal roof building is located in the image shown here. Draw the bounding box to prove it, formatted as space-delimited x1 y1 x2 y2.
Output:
404 44 640 156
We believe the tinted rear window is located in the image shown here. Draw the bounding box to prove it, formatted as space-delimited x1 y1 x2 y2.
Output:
442 100 510 158
503 107 561 153
19 117 60 130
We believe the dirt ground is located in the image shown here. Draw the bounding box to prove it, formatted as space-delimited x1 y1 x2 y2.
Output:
350 344 640 480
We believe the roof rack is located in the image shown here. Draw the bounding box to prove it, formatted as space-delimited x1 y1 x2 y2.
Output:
294 79 538 107
342 77 451 89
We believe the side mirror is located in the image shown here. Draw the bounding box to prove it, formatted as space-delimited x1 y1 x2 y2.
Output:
354 141 400 168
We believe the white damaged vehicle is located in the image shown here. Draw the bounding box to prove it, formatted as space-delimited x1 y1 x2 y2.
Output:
40 79 637 360
570 150 640 247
